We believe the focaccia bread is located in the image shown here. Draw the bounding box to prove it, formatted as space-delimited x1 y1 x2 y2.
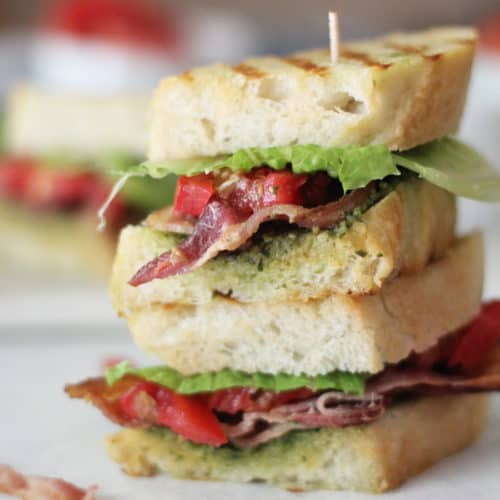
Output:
122 234 483 376
0 200 114 278
5 83 149 159
111 178 456 307
148 27 476 162
106 394 489 493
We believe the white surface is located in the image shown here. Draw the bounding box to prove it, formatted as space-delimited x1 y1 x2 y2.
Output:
0 278 120 327
0 331 499 500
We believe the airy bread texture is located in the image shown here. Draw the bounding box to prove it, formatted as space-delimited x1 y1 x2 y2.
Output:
148 27 476 162
5 83 149 158
0 200 114 278
122 234 483 376
106 394 489 493
111 178 455 307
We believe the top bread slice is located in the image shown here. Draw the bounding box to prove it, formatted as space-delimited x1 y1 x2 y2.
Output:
5 83 149 159
148 27 476 163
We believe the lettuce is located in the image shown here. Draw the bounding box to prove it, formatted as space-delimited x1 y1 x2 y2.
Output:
393 138 500 202
124 138 500 201
106 362 368 395
134 144 399 192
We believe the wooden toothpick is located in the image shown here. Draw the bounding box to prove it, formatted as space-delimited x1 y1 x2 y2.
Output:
329 11 339 64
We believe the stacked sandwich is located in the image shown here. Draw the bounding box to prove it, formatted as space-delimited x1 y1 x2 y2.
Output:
0 85 175 276
67 27 500 492
0 0 179 277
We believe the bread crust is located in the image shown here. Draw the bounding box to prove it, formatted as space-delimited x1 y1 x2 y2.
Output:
123 234 483 376
105 394 489 492
148 27 476 162
0 200 114 278
5 83 148 158
110 178 456 308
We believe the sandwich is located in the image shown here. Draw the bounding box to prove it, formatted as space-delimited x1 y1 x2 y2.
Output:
0 0 180 277
0 84 175 277
66 26 500 492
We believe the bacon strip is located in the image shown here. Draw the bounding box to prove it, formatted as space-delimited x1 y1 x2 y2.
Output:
66 346 500 448
65 375 145 427
144 206 196 235
130 185 374 286
0 465 97 500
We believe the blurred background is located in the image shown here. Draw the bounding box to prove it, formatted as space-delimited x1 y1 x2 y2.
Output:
0 0 499 327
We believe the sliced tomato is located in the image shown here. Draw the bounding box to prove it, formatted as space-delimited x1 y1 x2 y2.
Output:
173 174 214 217
155 388 227 446
120 381 227 446
0 157 35 198
209 387 315 414
448 301 500 370
208 387 254 414
301 172 337 207
120 381 158 420
261 171 307 207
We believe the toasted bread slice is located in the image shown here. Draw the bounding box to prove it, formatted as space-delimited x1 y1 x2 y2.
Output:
148 27 476 162
106 394 489 493
110 178 455 307
5 83 148 159
121 234 482 376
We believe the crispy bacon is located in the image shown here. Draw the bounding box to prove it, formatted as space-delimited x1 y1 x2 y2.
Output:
130 184 373 286
65 374 145 427
0 465 97 500
144 206 196 235
65 345 500 448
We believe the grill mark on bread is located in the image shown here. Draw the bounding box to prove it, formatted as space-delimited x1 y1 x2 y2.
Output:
180 71 194 82
233 64 267 79
284 57 329 76
386 42 443 61
387 42 443 61
340 49 392 69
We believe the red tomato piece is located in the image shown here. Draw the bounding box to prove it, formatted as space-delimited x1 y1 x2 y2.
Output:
265 388 315 409
261 172 307 207
448 301 500 370
120 382 227 446
155 388 227 446
208 387 254 414
173 174 214 217
209 387 315 414
0 157 35 198
120 381 158 420
301 172 337 207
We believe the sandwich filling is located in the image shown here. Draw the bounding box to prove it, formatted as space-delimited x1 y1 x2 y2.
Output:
0 154 175 232
117 138 500 286
66 301 500 449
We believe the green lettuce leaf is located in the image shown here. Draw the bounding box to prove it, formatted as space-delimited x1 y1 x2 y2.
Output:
106 362 368 395
393 138 500 202
136 143 400 192
124 138 500 201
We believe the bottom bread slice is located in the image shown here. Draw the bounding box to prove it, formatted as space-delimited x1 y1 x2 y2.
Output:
106 393 489 493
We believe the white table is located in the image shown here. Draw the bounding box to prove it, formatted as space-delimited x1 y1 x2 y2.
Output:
0 328 499 500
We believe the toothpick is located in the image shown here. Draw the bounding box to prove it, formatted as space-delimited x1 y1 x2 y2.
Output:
329 11 339 64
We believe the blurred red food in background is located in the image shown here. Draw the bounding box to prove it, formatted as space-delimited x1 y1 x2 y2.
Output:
43 0 179 51
481 14 500 53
